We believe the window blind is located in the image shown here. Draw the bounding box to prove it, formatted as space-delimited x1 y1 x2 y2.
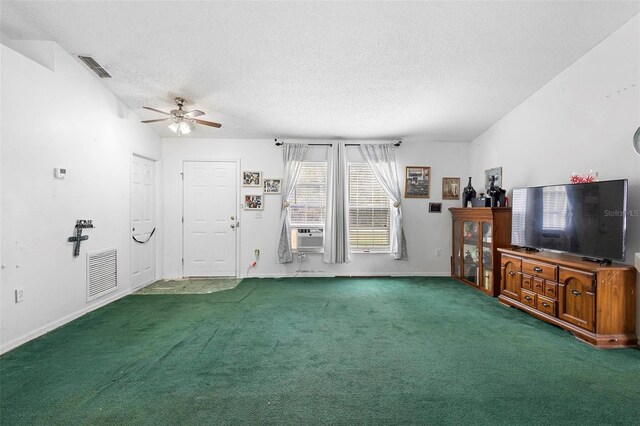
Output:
289 162 327 226
348 163 391 251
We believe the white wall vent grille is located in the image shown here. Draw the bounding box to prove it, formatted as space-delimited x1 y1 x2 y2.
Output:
87 248 118 302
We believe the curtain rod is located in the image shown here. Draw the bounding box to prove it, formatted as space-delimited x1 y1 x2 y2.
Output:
274 139 402 147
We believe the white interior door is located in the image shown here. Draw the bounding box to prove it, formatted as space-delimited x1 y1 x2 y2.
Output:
183 161 238 277
131 155 156 288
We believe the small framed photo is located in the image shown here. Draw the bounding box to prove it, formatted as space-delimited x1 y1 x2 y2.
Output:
429 202 442 213
244 194 263 210
442 177 461 200
263 178 282 194
405 166 431 198
242 171 262 187
484 167 502 190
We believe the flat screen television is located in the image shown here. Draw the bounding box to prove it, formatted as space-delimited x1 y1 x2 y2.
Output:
510 179 628 262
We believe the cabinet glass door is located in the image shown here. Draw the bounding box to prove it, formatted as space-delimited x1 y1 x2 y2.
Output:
462 221 479 286
481 222 493 291
453 220 461 277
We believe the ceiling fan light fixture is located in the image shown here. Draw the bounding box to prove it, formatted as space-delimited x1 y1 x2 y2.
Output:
180 120 194 135
143 97 221 133
168 118 194 135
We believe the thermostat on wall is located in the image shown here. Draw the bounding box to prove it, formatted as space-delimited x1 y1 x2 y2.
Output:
54 168 67 179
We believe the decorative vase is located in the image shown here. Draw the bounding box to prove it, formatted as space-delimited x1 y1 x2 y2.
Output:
487 175 506 207
462 177 476 208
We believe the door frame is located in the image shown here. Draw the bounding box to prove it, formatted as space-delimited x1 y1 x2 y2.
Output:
130 152 160 289
181 159 241 278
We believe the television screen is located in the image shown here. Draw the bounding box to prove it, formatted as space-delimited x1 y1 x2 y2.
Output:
511 180 628 261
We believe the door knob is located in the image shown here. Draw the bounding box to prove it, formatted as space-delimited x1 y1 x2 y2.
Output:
230 216 235 220
230 224 235 229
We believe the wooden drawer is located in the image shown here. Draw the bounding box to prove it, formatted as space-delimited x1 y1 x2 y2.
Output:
544 282 558 299
501 254 522 269
536 295 556 316
532 278 545 295
520 289 536 308
521 274 532 291
522 259 557 281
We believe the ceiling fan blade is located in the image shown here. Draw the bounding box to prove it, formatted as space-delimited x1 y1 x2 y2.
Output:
141 118 170 123
143 106 170 115
184 109 205 118
195 119 222 128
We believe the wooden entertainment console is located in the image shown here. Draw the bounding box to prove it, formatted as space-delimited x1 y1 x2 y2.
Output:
498 248 637 348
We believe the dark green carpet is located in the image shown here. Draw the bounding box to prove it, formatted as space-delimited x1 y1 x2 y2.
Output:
1 277 639 425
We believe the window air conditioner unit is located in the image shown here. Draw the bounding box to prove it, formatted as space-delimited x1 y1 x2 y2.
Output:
295 228 324 251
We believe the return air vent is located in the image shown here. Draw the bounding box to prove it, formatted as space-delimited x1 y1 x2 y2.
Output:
77 55 112 78
87 248 118 302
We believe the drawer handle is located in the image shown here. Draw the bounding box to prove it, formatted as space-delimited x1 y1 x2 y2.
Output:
533 267 543 273
571 290 581 297
525 296 532 301
542 302 550 308
508 271 516 276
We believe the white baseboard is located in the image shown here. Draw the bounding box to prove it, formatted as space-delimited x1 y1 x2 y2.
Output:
0 288 131 355
239 272 451 279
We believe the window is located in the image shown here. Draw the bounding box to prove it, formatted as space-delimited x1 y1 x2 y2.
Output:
289 162 327 227
348 163 391 252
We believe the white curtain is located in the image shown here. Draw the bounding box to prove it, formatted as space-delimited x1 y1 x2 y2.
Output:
358 144 407 260
277 143 308 263
323 142 351 264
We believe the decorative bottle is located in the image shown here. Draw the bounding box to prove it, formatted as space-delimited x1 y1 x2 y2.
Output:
462 177 476 208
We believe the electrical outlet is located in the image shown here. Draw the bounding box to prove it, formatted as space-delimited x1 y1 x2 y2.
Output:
435 249 442 257
255 249 260 257
15 288 24 303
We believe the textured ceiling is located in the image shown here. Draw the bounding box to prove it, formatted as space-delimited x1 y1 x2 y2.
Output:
1 1 639 140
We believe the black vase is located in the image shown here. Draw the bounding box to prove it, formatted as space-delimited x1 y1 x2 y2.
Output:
462 177 476 208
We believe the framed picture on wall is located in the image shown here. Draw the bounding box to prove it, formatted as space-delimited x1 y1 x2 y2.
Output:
404 166 431 198
428 202 443 213
263 178 282 194
244 194 263 210
242 171 262 187
442 177 461 200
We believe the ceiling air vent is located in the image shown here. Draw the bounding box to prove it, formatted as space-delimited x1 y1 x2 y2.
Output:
77 55 112 78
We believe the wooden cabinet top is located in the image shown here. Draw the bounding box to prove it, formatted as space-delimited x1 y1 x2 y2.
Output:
449 207 512 220
498 247 635 273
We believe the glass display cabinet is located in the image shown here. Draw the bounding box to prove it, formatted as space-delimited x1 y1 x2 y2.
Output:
450 207 512 297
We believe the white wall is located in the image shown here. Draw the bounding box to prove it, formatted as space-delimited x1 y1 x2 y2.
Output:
162 138 469 278
468 16 640 327
0 42 162 353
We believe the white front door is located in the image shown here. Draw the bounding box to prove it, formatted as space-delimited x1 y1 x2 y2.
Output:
183 161 238 277
131 155 156 288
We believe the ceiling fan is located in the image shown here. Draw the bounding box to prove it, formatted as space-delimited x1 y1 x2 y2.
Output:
141 97 221 135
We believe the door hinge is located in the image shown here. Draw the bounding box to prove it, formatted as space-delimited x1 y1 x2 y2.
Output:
180 172 184 180
592 276 597 292
182 258 184 265
182 217 184 223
